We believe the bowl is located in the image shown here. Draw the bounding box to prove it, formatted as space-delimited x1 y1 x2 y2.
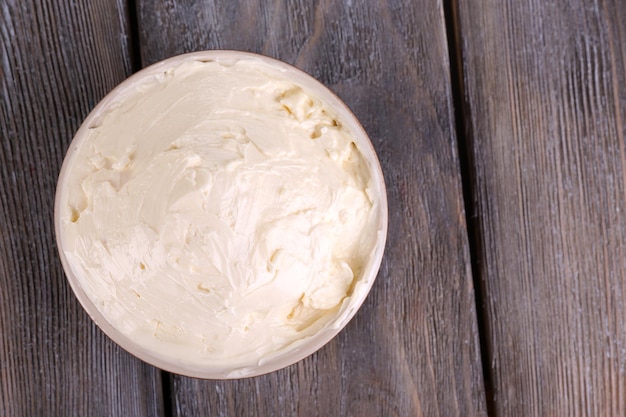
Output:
55 50 387 378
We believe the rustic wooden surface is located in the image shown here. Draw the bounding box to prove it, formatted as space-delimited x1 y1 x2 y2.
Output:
455 0 626 415
0 1 164 416
4 0 626 415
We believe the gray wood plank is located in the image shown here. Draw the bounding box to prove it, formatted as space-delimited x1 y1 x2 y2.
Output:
136 1 487 416
455 0 626 415
0 1 164 415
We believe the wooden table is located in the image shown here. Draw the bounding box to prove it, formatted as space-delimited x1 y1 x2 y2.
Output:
2 1 625 415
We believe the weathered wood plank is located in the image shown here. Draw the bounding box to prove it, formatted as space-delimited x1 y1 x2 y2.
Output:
137 1 487 416
0 1 163 415
456 0 626 415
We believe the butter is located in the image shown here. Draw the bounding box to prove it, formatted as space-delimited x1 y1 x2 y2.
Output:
57 58 380 373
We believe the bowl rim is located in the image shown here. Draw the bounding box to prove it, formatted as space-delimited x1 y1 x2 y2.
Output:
54 50 388 379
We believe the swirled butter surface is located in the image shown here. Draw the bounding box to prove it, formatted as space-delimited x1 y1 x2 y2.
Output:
58 58 379 372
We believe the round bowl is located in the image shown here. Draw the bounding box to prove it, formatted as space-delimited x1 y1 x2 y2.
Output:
55 50 388 379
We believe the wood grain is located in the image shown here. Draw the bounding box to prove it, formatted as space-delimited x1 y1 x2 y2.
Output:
455 0 626 415
0 1 163 415
137 0 487 416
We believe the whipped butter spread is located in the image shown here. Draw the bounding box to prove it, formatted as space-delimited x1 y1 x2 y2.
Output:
58 58 380 374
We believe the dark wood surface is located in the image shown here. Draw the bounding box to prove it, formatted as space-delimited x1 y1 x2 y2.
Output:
2 0 626 415
456 0 626 415
0 1 164 416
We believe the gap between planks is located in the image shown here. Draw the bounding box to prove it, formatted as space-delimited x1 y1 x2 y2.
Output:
124 0 176 414
442 0 496 415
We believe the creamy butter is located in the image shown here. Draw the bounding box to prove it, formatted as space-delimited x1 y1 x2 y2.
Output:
57 56 382 374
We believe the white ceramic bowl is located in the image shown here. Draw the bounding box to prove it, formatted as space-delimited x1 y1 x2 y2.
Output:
55 50 387 378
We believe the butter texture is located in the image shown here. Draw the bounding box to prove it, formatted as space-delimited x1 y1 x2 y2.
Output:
59 59 378 373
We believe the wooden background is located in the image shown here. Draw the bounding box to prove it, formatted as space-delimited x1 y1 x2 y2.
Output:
1 0 624 416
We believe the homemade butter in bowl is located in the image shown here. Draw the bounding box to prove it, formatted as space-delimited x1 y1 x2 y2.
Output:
55 51 387 378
